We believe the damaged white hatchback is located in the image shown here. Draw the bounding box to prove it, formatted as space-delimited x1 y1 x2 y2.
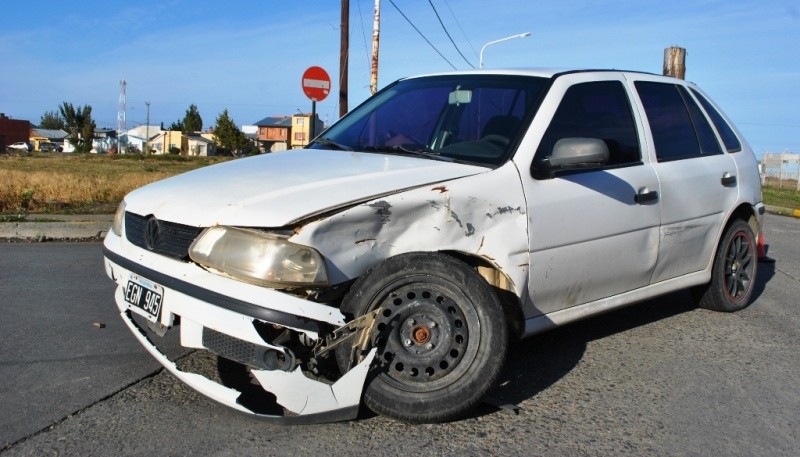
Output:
104 69 764 424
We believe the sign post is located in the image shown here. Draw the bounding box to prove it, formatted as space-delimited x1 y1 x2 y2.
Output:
301 66 331 142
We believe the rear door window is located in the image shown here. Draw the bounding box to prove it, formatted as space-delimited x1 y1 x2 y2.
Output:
636 81 702 162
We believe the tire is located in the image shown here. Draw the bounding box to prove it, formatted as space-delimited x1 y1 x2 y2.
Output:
694 219 757 312
337 252 508 423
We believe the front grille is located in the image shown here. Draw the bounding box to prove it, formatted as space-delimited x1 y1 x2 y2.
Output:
125 211 202 260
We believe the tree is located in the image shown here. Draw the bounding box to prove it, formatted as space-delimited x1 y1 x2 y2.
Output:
59 102 96 153
39 110 65 130
168 120 184 131
183 104 203 133
213 109 248 156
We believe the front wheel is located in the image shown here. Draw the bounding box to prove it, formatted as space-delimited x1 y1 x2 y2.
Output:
694 219 757 312
337 252 508 423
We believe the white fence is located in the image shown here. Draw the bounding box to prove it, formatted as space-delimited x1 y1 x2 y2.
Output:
760 152 800 190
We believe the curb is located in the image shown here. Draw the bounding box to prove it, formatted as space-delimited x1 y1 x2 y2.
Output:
0 219 112 241
765 205 800 219
0 221 110 240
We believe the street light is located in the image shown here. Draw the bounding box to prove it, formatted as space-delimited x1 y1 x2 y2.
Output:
479 32 532 69
144 101 150 154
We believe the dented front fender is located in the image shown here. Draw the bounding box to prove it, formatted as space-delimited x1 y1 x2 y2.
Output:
291 162 531 312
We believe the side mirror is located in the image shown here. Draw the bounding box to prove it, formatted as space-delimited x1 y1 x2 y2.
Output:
538 138 610 177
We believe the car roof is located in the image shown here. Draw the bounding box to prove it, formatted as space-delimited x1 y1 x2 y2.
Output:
402 68 684 83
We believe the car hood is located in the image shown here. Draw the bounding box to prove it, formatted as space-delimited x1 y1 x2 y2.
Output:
124 149 487 227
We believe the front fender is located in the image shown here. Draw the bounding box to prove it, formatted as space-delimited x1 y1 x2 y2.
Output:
291 162 530 305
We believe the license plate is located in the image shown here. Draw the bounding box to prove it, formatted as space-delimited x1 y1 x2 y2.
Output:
124 274 163 322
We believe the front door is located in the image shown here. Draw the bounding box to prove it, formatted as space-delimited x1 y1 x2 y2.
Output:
519 72 661 315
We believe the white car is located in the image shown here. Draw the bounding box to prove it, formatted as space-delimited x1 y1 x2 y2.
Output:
103 68 764 424
8 142 29 151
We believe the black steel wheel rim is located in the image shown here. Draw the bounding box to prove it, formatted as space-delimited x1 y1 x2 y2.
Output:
369 275 481 393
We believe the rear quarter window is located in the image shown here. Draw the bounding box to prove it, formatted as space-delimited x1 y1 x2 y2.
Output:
690 88 742 153
678 86 722 156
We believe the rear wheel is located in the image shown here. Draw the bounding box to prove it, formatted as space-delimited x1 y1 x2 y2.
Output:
694 219 757 312
338 252 508 423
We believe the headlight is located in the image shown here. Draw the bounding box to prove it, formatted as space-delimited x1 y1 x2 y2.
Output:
112 201 126 236
189 226 329 288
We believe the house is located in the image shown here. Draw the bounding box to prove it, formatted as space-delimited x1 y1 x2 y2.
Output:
121 125 162 153
253 113 324 152
50 128 116 153
0 114 31 149
290 113 324 149
150 131 217 156
29 128 68 151
186 134 216 156
254 116 292 152
92 128 117 153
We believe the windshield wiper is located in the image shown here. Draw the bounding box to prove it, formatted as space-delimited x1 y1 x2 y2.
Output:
312 137 353 151
362 144 451 160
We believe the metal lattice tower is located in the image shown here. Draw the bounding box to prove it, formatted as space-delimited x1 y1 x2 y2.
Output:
117 79 127 151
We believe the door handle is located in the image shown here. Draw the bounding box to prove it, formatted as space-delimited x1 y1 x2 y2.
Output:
635 188 659 204
721 172 737 186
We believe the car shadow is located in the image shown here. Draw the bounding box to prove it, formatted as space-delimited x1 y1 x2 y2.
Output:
751 258 776 302
474 291 696 418
472 260 776 419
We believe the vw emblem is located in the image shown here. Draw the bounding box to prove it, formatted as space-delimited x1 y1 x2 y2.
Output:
144 217 161 250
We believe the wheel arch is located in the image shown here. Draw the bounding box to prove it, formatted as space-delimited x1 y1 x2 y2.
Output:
725 202 761 240
441 250 525 340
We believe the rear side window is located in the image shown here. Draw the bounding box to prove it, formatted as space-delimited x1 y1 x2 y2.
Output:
536 81 641 166
690 88 742 152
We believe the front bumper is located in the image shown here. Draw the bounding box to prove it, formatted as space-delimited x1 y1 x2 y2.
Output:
103 232 374 424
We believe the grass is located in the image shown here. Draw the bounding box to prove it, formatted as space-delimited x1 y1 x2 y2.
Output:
763 185 800 210
0 152 230 214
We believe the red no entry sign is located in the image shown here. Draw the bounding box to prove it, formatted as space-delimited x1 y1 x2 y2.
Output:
301 66 331 102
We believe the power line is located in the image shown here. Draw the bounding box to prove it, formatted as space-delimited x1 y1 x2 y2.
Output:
387 0 456 70
442 0 479 60
428 0 474 68
356 0 372 75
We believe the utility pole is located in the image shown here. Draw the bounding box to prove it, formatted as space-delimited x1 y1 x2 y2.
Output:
663 46 686 79
339 0 349 117
370 0 381 95
145 101 150 155
117 79 127 154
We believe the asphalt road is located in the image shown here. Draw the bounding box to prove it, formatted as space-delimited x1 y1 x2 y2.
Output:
1 214 798 456
0 243 186 448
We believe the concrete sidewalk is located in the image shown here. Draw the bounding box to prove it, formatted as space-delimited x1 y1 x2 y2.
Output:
0 214 113 240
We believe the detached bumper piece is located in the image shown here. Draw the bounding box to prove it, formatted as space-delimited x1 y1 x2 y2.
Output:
122 309 376 424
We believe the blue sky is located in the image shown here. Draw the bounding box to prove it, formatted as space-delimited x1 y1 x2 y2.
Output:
1 0 797 156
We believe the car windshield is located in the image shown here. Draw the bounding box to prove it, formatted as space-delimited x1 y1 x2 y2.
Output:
311 74 548 166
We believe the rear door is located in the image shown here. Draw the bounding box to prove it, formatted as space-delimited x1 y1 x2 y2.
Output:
630 76 739 283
